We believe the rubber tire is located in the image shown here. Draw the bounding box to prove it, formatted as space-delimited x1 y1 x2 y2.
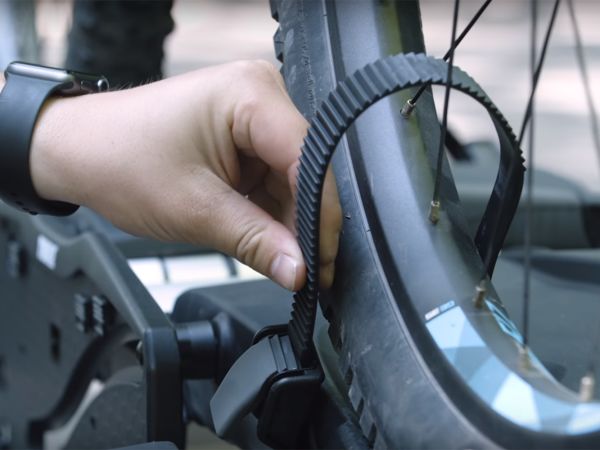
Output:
270 1 501 448
269 0 600 448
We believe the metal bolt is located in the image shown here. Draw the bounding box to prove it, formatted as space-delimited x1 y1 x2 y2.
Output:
429 200 441 224
519 345 532 371
579 373 595 402
473 280 487 309
401 99 416 118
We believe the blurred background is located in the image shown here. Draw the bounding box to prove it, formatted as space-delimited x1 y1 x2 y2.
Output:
422 0 600 196
1 0 599 192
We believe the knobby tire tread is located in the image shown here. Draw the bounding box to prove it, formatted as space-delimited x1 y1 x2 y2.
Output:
268 1 378 443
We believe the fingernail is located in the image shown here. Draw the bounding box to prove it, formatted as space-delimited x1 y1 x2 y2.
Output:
270 253 298 291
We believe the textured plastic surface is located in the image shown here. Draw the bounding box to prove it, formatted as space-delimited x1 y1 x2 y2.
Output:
210 338 279 438
0 201 184 448
65 367 146 449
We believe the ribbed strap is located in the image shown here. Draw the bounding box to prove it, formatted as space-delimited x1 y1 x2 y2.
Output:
289 52 524 366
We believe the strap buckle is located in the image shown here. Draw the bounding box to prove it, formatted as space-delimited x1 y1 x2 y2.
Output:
210 325 322 448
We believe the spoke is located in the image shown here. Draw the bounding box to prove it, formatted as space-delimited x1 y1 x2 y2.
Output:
518 0 561 147
522 0 538 354
429 0 460 223
568 0 600 394
403 0 492 116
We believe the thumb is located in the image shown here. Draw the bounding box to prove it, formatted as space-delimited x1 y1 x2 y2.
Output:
201 179 306 291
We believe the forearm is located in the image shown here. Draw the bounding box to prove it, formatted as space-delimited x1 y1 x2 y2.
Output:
7 61 341 290
29 71 217 211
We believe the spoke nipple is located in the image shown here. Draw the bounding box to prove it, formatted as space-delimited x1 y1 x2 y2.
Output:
519 345 532 371
429 200 441 224
401 99 416 118
473 280 487 309
579 373 595 402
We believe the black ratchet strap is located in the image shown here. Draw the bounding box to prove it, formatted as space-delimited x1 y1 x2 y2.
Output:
289 52 524 365
210 53 523 447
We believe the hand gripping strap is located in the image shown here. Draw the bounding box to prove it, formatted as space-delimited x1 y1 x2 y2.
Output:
289 52 524 366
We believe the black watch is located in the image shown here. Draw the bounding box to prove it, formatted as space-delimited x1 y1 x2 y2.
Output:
0 61 108 215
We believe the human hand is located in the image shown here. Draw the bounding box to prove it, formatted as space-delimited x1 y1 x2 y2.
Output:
29 60 342 291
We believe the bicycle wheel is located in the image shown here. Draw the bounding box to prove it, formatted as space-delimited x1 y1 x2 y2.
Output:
270 0 600 448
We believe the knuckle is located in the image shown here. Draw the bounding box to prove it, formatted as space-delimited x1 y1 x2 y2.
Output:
234 219 269 268
237 59 280 84
231 60 285 140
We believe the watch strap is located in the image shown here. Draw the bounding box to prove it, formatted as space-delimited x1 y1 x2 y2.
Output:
0 71 79 215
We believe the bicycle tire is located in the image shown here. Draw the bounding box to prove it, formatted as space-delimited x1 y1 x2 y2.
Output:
270 1 600 448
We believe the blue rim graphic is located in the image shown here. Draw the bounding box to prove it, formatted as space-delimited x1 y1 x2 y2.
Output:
425 302 600 434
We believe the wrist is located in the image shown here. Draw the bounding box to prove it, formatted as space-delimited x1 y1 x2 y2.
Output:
30 95 85 206
29 98 73 206
0 62 108 215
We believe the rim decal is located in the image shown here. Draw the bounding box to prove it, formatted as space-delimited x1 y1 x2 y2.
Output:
426 305 600 433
